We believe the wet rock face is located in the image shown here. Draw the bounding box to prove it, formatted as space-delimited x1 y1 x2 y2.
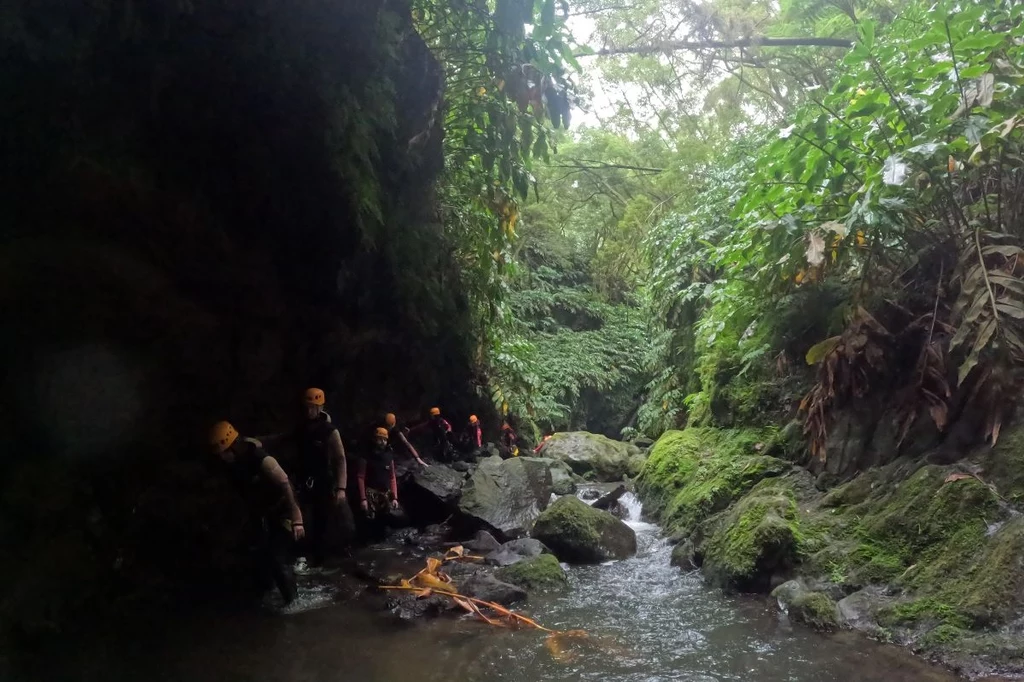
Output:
538 432 646 482
459 573 527 606
457 456 555 539
531 495 637 564
485 538 551 567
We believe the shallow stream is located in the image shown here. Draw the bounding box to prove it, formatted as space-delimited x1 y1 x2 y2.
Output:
32 492 959 682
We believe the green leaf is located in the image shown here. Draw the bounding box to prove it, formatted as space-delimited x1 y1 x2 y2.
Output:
805 336 842 365
955 32 1007 52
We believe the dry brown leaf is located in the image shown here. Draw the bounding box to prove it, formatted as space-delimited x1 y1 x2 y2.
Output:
944 473 973 484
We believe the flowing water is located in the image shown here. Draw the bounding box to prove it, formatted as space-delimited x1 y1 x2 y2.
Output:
32 491 959 682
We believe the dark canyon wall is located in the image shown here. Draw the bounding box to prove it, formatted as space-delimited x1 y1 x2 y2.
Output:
0 0 491 636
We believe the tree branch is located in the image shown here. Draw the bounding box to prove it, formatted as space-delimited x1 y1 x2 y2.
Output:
589 36 853 56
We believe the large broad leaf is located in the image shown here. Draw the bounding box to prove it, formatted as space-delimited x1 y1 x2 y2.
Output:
806 336 842 365
883 155 908 185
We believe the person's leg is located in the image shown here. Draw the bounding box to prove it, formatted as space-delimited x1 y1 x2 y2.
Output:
268 520 298 604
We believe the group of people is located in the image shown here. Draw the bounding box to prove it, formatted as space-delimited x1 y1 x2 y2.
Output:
207 389 520 605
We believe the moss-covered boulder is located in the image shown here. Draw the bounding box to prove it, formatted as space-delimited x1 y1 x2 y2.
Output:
700 477 802 592
539 432 645 482
772 580 841 632
495 554 567 591
531 495 637 563
636 428 790 539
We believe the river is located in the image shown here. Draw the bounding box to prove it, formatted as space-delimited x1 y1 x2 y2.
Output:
29 492 958 682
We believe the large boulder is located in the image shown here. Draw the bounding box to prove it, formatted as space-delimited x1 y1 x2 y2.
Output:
496 554 568 591
457 456 554 539
401 464 466 525
699 477 802 592
531 495 637 563
539 432 645 482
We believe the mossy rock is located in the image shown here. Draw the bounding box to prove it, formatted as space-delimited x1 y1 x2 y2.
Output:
495 554 567 591
636 428 790 539
539 432 645 482
531 495 637 564
772 581 841 632
700 477 802 592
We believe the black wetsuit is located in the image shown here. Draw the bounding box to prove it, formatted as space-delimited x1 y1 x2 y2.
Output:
294 413 352 564
221 439 297 603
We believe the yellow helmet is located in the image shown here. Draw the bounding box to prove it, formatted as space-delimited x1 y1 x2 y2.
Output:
469 415 479 424
375 427 389 439
304 388 325 406
210 421 238 454
385 413 397 428
429 406 441 417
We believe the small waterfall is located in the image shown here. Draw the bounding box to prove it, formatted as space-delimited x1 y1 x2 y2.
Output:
618 491 643 522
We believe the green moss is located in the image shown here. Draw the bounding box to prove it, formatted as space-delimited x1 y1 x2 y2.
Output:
701 477 803 591
495 555 567 591
918 624 967 650
978 425 1024 504
789 592 840 632
636 428 790 538
531 495 636 563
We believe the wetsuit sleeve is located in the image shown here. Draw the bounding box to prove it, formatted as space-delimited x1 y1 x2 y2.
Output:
356 458 367 501
397 431 420 460
442 419 452 432
474 426 482 448
328 429 347 489
389 465 399 501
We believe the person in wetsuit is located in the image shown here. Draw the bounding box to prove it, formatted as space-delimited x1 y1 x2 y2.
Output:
384 412 428 468
458 414 483 454
500 421 519 458
209 421 304 605
292 387 353 568
356 427 400 519
410 406 453 462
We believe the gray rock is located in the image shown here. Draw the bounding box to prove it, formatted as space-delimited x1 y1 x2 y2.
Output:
485 538 551 567
460 572 527 606
531 495 637 563
771 579 840 632
465 530 502 553
537 431 646 482
592 484 627 511
579 489 601 501
458 456 554 539
547 458 577 495
838 586 896 635
451 461 472 473
409 464 464 505
670 540 698 570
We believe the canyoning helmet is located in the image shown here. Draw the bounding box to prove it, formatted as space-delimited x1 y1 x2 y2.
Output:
429 406 441 417
304 388 325 406
209 421 238 454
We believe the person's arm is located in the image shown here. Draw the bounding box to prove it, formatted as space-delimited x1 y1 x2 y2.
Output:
328 430 347 501
260 455 304 540
388 465 399 506
474 426 482 448
396 431 426 466
356 458 368 510
441 418 452 433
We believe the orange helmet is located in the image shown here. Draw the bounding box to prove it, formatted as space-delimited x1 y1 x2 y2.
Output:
385 413 397 428
429 406 441 417
502 421 511 430
304 388 325 406
209 421 238 454
469 415 479 424
375 426 389 439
